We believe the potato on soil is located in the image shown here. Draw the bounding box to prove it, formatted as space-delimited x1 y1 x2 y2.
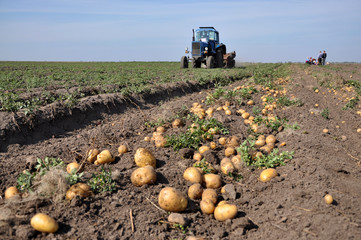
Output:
87 148 100 163
220 158 235 175
226 136 240 148
214 203 238 221
209 141 217 150
188 183 203 200
218 137 226 146
203 173 222 189
154 135 167 147
225 147 236 157
200 199 216 214
324 194 334 204
199 146 210 155
131 166 157 187
66 183 92 200
172 119 184 128
118 145 128 155
193 152 202 161
30 213 59 233
66 162 79 174
202 188 218 204
94 149 115 165
259 168 278 182
134 148 156 168
255 139 266 147
265 135 276 144
184 167 203 184
158 187 188 212
156 126 166 133
231 155 243 170
5 186 20 200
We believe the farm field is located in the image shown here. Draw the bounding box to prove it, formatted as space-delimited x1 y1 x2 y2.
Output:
0 62 361 239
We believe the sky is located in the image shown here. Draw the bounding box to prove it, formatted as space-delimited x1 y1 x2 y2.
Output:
0 0 360 62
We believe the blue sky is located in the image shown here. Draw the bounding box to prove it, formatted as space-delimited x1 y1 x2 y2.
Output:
0 0 360 62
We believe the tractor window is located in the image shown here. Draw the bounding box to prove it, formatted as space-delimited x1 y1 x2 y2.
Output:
196 31 209 42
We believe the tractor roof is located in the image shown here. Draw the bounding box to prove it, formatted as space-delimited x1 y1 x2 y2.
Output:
198 27 216 30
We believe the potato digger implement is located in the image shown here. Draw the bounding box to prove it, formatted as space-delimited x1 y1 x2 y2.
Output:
181 27 236 69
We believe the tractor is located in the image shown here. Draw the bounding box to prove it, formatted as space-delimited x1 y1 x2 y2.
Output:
180 27 236 69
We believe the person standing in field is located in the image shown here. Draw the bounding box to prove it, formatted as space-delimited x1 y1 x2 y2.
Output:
317 51 322 65
322 50 327 65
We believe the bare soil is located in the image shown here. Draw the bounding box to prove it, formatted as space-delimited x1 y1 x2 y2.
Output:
1 64 360 240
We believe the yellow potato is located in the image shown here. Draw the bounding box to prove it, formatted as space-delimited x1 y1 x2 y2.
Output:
324 194 334 204
224 147 236 157
156 126 166 133
259 168 277 182
193 152 202 161
30 213 59 233
86 148 100 163
220 158 234 175
172 119 184 128
199 146 210 155
118 145 128 155
214 203 238 221
209 142 217 150
265 135 276 144
202 188 218 204
184 167 203 184
66 183 92 200
94 149 115 165
134 148 156 168
158 187 188 212
154 135 167 147
5 186 20 200
66 162 79 174
188 183 203 200
255 139 265 147
225 136 240 148
131 166 157 187
231 155 242 170
203 174 222 189
200 199 215 214
218 137 226 146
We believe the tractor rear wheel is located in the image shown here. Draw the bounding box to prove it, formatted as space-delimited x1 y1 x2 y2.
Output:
206 56 215 69
180 56 188 68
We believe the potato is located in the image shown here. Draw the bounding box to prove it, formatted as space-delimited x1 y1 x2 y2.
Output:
255 139 265 147
134 148 156 168
226 136 240 148
193 152 202 161
225 109 231 115
218 137 226 146
66 162 79 174
5 186 20 200
199 146 210 155
202 188 218 204
225 147 236 157
214 203 238 221
231 155 242 170
144 136 151 142
131 166 157 187
158 187 188 212
265 135 276 144
184 167 203 184
30 213 59 233
154 135 167 147
324 194 333 204
200 199 215 214
259 168 277 182
156 126 166 133
118 145 128 155
203 174 222 189
188 183 203 200
217 200 228 206
66 183 92 200
242 112 250 119
87 148 100 163
94 149 115 165
209 141 217 150
221 159 235 175
172 119 184 128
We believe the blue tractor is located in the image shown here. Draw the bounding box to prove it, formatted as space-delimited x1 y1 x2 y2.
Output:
181 27 236 69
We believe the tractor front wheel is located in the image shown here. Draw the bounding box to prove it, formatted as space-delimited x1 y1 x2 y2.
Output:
206 56 215 69
181 56 188 68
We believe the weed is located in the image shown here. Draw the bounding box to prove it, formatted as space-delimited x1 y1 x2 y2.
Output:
284 122 300 130
342 96 359 110
253 149 294 168
193 159 213 174
35 157 64 176
165 115 228 151
17 170 35 192
66 169 84 185
88 167 116 193
227 172 243 181
237 139 255 167
173 223 187 234
277 96 303 107
321 107 329 119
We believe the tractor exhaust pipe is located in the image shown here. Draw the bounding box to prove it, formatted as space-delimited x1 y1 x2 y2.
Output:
192 29 195 41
